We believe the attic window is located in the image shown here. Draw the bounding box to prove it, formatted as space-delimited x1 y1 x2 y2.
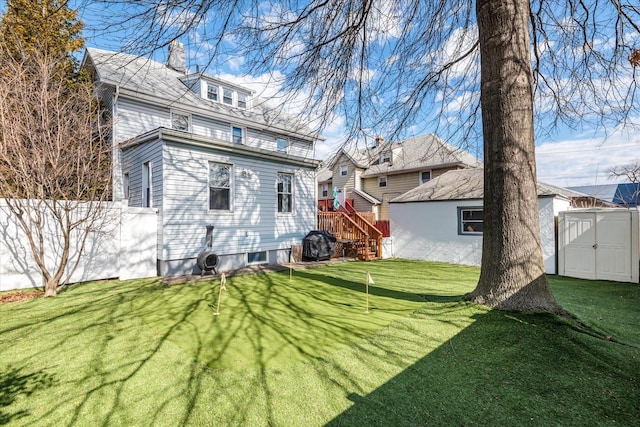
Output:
378 176 387 188
276 138 288 153
237 92 247 109
340 165 348 176
171 111 190 132
223 88 233 105
207 84 218 101
380 151 392 163
420 170 432 185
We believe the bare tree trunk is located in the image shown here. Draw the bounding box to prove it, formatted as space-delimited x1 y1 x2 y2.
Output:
467 0 562 313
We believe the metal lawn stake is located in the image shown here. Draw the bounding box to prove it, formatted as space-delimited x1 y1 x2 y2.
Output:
213 273 227 316
365 272 374 313
289 250 295 281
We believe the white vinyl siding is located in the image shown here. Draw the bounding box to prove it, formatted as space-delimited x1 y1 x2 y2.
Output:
114 97 169 143
160 142 316 260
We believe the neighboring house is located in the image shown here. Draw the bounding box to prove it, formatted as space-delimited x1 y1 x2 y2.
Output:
82 43 321 276
389 168 589 274
318 134 480 220
568 183 640 208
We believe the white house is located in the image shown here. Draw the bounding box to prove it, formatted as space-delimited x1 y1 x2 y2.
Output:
82 43 322 276
389 168 585 274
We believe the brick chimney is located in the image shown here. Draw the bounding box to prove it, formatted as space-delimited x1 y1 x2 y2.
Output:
167 40 186 73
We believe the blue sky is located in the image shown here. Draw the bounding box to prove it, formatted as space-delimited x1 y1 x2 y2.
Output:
2 1 638 187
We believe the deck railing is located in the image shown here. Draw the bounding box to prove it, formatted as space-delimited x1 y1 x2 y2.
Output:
317 212 382 260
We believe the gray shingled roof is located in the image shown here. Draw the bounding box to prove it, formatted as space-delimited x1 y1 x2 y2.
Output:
83 47 319 140
391 168 587 203
325 134 479 175
362 134 480 177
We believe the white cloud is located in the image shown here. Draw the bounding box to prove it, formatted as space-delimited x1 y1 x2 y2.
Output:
535 129 640 187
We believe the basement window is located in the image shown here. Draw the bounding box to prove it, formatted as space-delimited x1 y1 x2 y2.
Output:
247 251 267 264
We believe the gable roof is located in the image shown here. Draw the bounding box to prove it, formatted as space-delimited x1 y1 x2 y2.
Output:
362 134 480 177
324 133 479 176
391 168 586 203
82 47 321 141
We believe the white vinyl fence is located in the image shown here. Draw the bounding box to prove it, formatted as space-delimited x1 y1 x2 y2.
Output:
0 200 158 291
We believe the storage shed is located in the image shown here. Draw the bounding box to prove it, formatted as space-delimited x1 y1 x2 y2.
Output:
558 208 639 283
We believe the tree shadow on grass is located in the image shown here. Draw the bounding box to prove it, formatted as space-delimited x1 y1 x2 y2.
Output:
0 366 55 425
326 282 640 426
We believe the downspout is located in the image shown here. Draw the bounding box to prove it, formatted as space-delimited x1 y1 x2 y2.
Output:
112 85 120 201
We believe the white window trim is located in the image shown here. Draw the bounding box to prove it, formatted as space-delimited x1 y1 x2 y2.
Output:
206 82 218 102
339 165 348 176
231 126 245 144
380 150 392 163
277 172 294 215
123 172 130 200
419 170 432 185
321 183 328 198
237 92 248 109
170 110 191 132
208 161 234 212
378 176 387 188
458 206 483 235
222 87 233 105
247 251 268 265
276 137 289 154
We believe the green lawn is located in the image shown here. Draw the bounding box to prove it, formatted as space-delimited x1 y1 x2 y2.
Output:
1 259 638 426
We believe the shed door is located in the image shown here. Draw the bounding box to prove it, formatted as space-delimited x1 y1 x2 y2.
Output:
561 211 634 282
562 213 597 280
595 211 632 282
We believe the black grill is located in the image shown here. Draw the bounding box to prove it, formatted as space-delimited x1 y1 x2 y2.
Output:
302 230 337 261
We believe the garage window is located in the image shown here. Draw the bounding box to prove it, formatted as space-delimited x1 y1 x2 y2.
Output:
458 207 483 235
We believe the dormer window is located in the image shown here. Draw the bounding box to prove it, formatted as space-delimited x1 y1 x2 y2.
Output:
223 88 233 105
200 79 251 109
207 84 218 101
380 151 392 163
237 93 247 109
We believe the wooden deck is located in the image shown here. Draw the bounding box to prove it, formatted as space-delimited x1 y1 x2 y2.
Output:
317 212 383 260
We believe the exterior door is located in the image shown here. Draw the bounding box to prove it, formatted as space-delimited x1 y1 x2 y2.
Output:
560 210 636 282
562 213 597 280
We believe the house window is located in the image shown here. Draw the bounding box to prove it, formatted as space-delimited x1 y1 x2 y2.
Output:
276 138 288 153
142 162 152 208
380 151 392 163
340 165 348 176
209 162 232 211
232 127 243 144
322 183 328 198
123 172 130 199
378 176 387 188
277 173 293 213
171 111 190 132
207 84 218 101
420 170 432 185
458 207 483 234
247 251 267 264
223 88 233 105
237 92 247 108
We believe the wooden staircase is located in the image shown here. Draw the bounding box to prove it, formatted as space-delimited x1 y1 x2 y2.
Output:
317 212 383 260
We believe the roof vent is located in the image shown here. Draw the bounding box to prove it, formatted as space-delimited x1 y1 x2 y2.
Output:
167 40 186 73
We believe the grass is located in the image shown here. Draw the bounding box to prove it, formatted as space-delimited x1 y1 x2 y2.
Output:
0 259 638 426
